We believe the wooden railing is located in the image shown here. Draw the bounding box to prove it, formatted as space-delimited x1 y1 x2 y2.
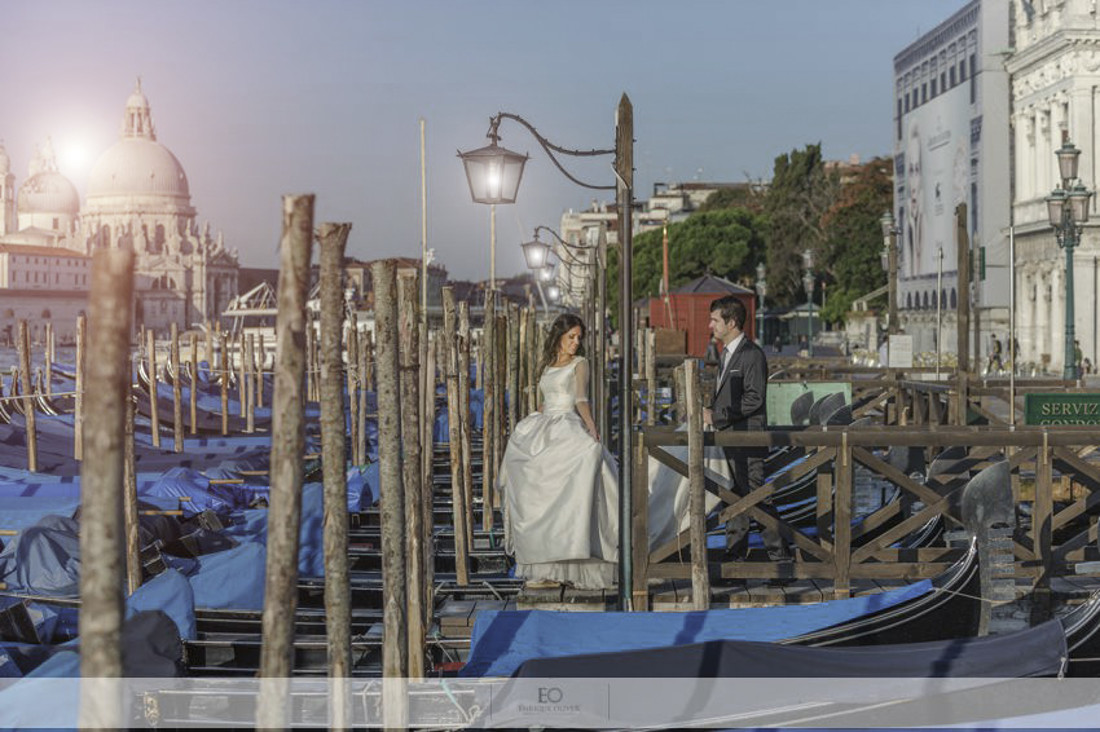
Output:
632 421 1100 615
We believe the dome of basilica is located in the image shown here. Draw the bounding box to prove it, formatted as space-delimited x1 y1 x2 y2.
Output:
18 169 80 215
86 138 190 200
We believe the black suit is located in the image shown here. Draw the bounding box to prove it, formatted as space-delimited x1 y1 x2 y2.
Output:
711 336 786 559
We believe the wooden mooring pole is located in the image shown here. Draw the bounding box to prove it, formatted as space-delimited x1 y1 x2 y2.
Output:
443 287 470 585
256 194 315 728
398 272 426 678
347 324 361 466
78 248 134 729
171 323 183 452
458 302 475 551
507 302 519 433
318 222 353 730
146 327 160 448
245 333 256 434
219 332 229 436
358 327 370 465
482 290 496 532
18 321 36 472
686 359 709 609
372 259 409 728
124 353 141 595
44 323 52 398
74 314 85 461
189 332 199 436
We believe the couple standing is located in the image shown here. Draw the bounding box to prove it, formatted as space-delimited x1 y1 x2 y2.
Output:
499 297 784 591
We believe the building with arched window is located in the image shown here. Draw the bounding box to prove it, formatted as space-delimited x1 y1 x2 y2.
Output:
0 79 239 339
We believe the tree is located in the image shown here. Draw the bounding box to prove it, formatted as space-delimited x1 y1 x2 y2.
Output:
762 144 838 307
605 207 766 326
698 184 765 213
818 157 892 325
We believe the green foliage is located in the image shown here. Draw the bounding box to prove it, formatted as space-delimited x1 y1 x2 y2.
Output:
762 144 838 307
601 151 892 331
605 207 767 327
818 157 892 325
698 185 763 213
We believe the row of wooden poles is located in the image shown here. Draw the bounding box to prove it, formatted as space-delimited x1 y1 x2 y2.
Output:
74 195 548 729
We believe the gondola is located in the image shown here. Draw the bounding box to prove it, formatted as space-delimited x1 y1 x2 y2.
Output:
782 539 980 647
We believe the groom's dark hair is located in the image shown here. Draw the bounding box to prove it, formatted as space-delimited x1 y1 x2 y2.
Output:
710 295 746 330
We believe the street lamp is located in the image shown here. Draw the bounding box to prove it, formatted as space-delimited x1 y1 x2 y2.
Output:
1045 140 1094 380
458 117 529 204
538 260 556 283
521 232 551 270
459 100 637 609
880 211 900 336
547 283 561 302
754 262 767 345
801 248 815 357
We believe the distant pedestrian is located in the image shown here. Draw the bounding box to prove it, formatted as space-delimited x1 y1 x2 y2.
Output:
1075 339 1084 375
1083 357 1093 376
988 334 1003 372
773 335 782 355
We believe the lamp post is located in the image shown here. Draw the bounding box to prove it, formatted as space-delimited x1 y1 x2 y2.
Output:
459 98 637 610
1046 140 1094 380
754 263 767 345
801 248 815 357
880 212 900 336
524 225 599 320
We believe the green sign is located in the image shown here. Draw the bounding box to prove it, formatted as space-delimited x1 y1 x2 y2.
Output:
767 382 852 426
1024 393 1100 425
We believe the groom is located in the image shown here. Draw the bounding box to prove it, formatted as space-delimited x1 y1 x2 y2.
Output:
703 295 788 561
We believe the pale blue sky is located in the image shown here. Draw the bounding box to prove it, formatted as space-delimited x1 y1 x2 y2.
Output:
4 0 967 280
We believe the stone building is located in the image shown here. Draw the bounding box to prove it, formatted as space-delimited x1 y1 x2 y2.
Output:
0 79 239 341
1005 0 1100 374
81 80 238 334
891 0 1011 359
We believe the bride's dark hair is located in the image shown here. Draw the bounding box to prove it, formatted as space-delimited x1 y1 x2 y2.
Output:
537 313 586 378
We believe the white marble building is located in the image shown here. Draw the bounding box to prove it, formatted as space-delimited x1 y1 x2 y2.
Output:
0 80 239 339
1006 0 1100 374
891 0 1011 362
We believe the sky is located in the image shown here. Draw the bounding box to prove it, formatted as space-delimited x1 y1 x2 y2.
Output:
3 0 969 281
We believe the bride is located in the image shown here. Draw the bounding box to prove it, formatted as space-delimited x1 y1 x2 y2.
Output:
498 313 618 590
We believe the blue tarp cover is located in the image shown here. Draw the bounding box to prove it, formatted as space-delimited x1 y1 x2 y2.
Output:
462 579 932 677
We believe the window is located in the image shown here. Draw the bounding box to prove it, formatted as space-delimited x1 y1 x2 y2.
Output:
941 72 946 91
931 78 937 97
922 83 927 103
950 67 956 87
52 217 59 230
970 54 977 103
960 60 966 82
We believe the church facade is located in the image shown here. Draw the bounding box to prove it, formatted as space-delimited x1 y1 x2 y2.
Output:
0 80 239 341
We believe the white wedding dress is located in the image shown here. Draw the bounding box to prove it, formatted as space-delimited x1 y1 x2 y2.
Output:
499 356 619 589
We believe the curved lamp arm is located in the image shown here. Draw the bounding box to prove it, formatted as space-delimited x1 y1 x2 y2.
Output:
532 225 601 270
491 113 616 192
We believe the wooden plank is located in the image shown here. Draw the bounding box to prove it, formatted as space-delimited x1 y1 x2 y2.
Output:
720 561 836 580
833 434 852 599
437 599 476 627
848 563 956 580
633 438 651 611
686 359 708 611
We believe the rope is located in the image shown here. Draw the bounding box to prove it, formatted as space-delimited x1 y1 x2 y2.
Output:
439 678 476 725
480 580 504 602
